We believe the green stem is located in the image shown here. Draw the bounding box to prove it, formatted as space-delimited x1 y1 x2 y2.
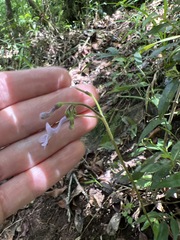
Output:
46 87 152 228
55 101 102 118
76 88 153 228
164 80 180 145
100 115 152 228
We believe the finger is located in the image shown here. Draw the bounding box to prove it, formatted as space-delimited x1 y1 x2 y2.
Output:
0 84 98 147
0 140 85 223
0 111 97 180
0 67 71 110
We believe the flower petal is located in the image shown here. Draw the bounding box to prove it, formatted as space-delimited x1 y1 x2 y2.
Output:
38 134 49 148
39 116 67 148
53 116 67 133
46 122 54 136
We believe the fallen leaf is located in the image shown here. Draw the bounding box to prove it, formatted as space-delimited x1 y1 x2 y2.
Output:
58 199 67 209
107 212 121 236
98 170 112 184
132 207 140 221
139 232 148 240
46 186 67 198
70 184 85 201
89 188 105 208
156 201 165 212
74 208 84 233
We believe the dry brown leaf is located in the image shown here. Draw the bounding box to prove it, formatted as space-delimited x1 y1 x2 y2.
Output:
89 188 105 208
58 199 67 209
70 184 84 200
106 212 121 236
139 232 148 240
98 170 112 184
156 201 165 212
45 186 67 198
90 162 104 175
74 208 84 233
132 207 140 221
76 169 84 180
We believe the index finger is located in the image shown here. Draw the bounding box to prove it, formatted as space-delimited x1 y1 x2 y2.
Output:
0 140 85 223
0 67 71 110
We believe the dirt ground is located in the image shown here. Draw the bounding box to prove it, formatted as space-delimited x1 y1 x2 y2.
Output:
0 195 140 240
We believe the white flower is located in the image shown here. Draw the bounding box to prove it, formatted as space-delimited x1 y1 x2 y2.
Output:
39 116 67 148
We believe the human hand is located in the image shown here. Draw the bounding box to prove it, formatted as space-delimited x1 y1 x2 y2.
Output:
0 67 98 223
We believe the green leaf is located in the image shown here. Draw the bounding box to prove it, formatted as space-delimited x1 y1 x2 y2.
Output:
150 45 168 58
171 141 180 162
165 188 178 199
138 118 167 143
152 172 180 189
153 219 160 240
131 146 146 157
106 47 119 55
132 171 144 180
150 93 161 107
149 42 178 58
112 57 126 65
173 51 180 61
139 35 180 54
141 219 151 231
157 222 169 240
147 23 172 35
100 141 115 150
151 164 171 189
96 47 119 59
138 211 165 223
158 79 179 118
142 12 157 28
134 51 142 67
136 174 152 188
170 218 179 240
111 82 148 93
140 159 170 174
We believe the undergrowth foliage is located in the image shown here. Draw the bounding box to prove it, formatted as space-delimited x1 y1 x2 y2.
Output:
0 0 180 239
104 1 179 239
96 1 180 239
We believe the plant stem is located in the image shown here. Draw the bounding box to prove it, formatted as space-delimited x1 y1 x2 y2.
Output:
55 101 102 118
88 90 153 228
101 115 152 228
164 80 180 144
51 87 153 228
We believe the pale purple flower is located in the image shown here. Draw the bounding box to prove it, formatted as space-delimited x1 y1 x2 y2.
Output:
39 116 67 148
40 104 60 120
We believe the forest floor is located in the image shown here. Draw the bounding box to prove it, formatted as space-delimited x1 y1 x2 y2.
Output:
0 2 180 240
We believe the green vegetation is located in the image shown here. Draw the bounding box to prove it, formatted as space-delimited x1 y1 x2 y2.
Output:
0 0 180 239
